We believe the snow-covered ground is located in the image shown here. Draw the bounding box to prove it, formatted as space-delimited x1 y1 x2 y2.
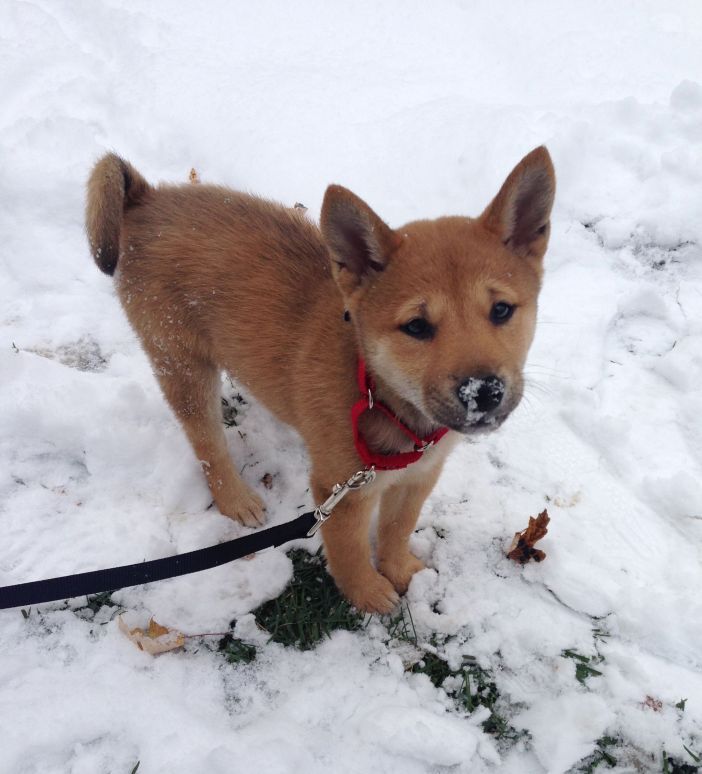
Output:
1 2 702 772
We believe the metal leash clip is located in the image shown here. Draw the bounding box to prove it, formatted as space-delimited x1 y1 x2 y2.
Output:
306 466 376 536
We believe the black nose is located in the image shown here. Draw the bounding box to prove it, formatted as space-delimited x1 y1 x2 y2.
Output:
458 375 505 413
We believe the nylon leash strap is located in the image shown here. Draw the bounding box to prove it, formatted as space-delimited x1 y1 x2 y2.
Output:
0 468 375 610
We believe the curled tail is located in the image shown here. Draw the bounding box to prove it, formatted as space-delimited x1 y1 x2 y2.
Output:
85 153 151 275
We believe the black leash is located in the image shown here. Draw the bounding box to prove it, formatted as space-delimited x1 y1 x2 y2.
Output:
0 468 376 611
0 511 317 610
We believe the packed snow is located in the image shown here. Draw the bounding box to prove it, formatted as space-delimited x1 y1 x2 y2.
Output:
1 1 701 772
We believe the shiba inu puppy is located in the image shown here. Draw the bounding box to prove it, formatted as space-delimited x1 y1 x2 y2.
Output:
86 147 555 612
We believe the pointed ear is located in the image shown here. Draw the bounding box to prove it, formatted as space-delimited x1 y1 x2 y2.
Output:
320 185 400 293
480 146 556 259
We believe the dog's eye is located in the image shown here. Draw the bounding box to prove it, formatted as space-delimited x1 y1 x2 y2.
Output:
490 302 515 325
401 318 434 340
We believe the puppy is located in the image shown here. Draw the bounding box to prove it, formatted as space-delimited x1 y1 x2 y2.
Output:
86 147 555 612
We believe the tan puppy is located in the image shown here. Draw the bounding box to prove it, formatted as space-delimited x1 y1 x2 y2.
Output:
86 147 555 612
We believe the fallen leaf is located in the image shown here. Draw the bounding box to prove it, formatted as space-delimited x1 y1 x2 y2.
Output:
147 618 171 638
189 168 201 184
507 509 550 564
118 615 185 655
643 695 663 712
261 472 273 490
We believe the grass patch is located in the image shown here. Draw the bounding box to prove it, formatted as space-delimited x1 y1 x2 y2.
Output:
252 548 366 650
218 635 257 665
575 739 702 773
54 591 121 624
411 652 525 743
218 548 534 746
79 591 118 616
562 648 604 685
663 750 700 773
575 736 619 772
386 604 418 645
71 591 123 627
683 745 701 765
225 549 523 743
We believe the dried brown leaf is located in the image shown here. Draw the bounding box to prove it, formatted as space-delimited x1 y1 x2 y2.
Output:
643 695 663 712
147 618 171 638
118 615 185 655
507 509 550 564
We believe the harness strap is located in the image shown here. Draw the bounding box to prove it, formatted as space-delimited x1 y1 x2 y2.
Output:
0 511 317 610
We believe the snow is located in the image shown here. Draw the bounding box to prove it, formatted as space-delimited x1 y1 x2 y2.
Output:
514 694 617 774
457 377 485 423
1 1 702 772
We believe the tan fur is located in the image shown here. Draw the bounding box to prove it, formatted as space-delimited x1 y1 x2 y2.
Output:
85 147 555 612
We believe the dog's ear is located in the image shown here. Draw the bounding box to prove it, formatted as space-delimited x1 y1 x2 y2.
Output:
321 185 400 293
480 146 555 260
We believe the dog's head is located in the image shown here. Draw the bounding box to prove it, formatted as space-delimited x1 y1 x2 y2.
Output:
321 146 555 434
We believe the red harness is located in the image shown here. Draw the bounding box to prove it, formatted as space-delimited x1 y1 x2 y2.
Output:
351 359 449 471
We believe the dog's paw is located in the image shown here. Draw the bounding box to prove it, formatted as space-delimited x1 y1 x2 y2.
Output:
344 570 400 614
378 551 426 594
215 485 266 528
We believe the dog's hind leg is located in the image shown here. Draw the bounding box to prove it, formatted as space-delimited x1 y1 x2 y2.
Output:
149 351 266 527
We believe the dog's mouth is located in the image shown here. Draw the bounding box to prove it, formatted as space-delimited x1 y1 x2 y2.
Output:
444 411 508 435
427 390 521 435
457 412 507 434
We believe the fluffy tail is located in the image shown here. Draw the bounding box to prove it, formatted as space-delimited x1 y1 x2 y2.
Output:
85 153 151 275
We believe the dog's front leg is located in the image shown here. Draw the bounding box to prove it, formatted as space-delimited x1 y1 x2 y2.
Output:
376 463 444 594
317 484 399 614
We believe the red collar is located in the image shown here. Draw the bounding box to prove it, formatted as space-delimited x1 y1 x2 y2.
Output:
351 359 449 471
